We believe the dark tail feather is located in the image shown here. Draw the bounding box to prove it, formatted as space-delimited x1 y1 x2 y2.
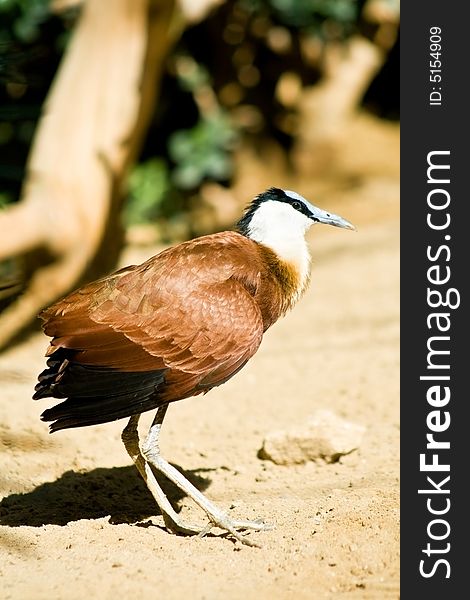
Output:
34 348 167 431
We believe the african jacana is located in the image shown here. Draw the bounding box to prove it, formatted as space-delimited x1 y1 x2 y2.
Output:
34 187 354 546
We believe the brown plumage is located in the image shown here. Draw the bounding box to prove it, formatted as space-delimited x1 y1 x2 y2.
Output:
34 187 354 546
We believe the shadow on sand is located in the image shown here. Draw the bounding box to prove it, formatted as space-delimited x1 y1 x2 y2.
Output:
0 464 211 527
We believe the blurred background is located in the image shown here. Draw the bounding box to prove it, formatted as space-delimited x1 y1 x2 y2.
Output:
0 0 399 350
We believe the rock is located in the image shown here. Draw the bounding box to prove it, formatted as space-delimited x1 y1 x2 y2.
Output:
258 410 366 465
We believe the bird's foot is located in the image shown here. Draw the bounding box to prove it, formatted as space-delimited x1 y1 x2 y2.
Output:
198 513 274 547
161 513 207 537
162 511 273 546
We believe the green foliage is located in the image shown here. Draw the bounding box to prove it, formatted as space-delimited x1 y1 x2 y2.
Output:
0 0 51 43
124 158 170 225
125 112 237 225
168 112 238 189
267 0 359 28
0 191 13 208
242 0 361 33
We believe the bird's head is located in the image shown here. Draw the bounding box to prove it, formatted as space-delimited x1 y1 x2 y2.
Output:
237 188 355 244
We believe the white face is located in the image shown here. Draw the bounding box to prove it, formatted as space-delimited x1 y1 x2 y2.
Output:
246 194 314 246
246 193 313 289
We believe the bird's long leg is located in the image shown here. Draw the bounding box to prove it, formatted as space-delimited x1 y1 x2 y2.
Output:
141 405 272 547
121 412 205 536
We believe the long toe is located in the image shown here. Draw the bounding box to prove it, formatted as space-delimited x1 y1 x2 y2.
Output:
201 513 274 547
230 517 275 532
162 513 209 537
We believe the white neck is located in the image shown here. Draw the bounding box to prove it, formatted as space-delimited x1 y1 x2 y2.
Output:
246 201 312 291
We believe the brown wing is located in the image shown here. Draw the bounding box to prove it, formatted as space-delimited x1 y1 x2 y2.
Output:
35 233 265 430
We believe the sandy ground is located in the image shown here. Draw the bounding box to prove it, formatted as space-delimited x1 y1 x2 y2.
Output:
0 162 399 598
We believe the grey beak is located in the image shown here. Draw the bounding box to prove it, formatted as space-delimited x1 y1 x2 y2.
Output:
309 205 356 231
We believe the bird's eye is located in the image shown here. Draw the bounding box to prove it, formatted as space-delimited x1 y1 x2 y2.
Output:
292 201 302 211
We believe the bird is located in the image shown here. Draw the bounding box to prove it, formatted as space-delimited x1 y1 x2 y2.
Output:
33 187 355 546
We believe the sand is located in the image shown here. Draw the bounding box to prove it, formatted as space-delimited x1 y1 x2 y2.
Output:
0 174 399 599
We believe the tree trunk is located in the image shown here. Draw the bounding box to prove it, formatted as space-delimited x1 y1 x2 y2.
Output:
0 0 178 349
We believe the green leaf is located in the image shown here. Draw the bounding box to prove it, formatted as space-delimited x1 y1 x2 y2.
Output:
125 158 170 225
